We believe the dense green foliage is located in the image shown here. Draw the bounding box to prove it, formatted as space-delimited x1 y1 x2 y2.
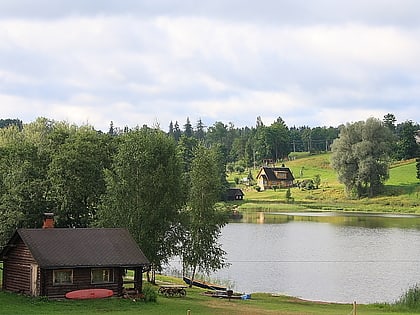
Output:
48 129 112 227
331 118 394 198
97 128 185 272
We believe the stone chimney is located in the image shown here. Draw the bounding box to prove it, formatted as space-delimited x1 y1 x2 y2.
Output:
42 213 54 229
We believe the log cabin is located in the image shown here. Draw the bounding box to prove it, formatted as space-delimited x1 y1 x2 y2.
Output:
0 214 150 298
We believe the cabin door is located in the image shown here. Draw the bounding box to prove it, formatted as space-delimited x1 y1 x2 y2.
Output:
30 264 39 296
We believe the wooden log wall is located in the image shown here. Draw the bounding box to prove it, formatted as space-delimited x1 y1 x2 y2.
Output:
43 268 121 299
2 238 36 295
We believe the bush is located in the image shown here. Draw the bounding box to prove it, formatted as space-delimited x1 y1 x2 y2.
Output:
285 188 294 203
393 283 420 311
142 283 158 302
235 165 245 173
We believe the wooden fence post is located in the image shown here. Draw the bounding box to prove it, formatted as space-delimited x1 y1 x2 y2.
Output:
353 301 357 315
187 310 191 315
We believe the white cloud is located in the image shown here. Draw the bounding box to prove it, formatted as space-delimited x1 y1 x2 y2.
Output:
0 2 419 131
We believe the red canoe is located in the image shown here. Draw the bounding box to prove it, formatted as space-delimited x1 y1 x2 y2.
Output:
65 288 114 299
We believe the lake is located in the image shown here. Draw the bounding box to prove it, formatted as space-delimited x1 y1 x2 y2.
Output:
166 212 420 304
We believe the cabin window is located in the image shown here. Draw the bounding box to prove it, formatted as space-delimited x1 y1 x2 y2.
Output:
53 269 73 285
91 268 114 284
274 171 287 179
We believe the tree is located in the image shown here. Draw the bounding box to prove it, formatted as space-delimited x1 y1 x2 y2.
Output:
395 120 419 160
383 113 396 133
207 121 228 147
0 119 23 130
173 121 182 142
331 118 393 198
195 118 206 141
0 125 51 247
184 117 193 138
266 117 291 161
181 144 229 285
98 128 185 280
177 134 199 198
416 158 420 181
47 128 112 228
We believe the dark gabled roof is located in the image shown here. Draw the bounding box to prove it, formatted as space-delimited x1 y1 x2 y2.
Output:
1 228 150 269
226 188 244 197
256 166 295 181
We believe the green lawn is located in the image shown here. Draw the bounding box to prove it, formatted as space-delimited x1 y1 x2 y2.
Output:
0 286 416 315
0 266 414 314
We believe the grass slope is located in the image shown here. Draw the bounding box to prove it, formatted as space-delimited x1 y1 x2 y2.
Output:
231 153 420 213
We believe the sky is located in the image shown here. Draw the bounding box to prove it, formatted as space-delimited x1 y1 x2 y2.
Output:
0 0 419 132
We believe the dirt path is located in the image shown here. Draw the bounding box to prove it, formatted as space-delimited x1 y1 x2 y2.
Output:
202 299 307 315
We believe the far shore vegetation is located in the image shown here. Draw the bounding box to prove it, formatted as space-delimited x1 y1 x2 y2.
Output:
229 153 419 215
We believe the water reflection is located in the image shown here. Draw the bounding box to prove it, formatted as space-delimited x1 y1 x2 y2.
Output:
238 211 420 229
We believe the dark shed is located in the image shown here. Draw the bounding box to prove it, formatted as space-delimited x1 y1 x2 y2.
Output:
225 188 245 201
0 228 150 298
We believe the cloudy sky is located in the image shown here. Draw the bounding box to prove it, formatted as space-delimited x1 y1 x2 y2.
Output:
1 0 419 132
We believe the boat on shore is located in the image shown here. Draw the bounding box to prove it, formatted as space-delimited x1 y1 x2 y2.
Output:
202 290 250 300
183 276 227 291
65 288 113 300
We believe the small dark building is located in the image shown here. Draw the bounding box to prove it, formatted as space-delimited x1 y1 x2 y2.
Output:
225 188 245 201
0 221 150 298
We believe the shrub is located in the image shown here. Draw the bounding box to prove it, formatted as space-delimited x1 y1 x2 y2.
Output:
235 165 245 173
393 283 420 311
142 283 158 302
285 188 294 203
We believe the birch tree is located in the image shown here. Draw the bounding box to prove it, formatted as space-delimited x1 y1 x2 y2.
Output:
181 144 228 284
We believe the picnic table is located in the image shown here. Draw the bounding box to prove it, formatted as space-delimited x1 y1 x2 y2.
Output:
158 284 187 297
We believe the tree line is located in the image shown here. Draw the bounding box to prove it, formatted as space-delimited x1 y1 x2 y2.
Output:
110 114 419 170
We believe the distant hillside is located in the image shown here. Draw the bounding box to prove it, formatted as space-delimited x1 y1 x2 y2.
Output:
229 153 420 213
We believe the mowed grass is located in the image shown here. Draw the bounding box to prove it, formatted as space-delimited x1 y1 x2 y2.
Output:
0 266 411 314
0 286 414 315
230 153 420 213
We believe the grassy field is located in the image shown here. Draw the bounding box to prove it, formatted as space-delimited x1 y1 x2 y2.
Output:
230 153 420 214
0 265 417 314
0 282 416 315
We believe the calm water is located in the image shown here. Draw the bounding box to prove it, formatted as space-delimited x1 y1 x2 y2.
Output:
168 212 420 304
